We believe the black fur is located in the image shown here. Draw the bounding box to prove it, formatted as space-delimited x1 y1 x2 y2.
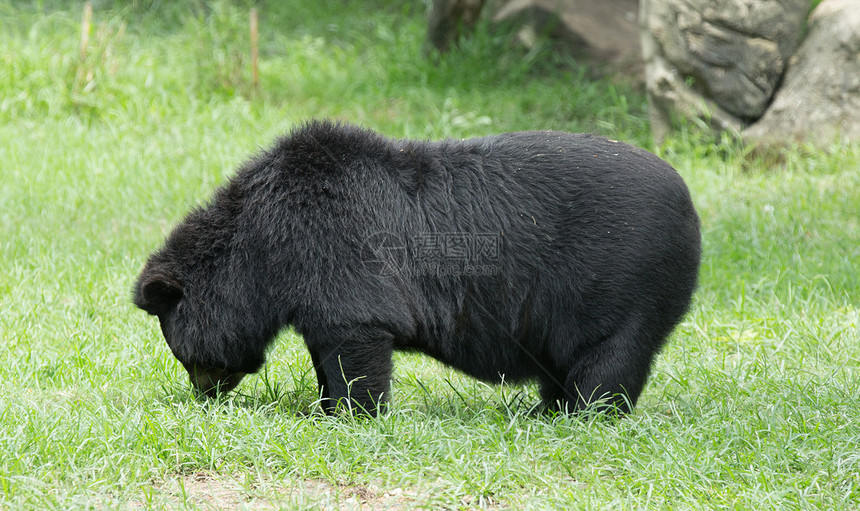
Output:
134 120 701 415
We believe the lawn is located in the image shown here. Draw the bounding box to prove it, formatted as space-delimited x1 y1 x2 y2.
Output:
1 1 858 509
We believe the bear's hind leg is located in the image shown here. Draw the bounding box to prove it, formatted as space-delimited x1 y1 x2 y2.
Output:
557 324 661 415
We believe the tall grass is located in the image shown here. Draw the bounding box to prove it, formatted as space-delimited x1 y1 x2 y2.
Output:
1 1 858 509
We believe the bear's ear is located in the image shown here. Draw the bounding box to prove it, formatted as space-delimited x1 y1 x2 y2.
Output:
134 273 183 316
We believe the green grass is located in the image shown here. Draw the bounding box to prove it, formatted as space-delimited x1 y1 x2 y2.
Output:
1 1 858 509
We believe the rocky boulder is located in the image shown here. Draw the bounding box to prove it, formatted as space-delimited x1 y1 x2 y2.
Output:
744 0 860 146
492 0 642 73
426 0 487 54
641 0 809 141
425 0 642 73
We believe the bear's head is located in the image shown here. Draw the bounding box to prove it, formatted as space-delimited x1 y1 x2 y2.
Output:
134 182 274 398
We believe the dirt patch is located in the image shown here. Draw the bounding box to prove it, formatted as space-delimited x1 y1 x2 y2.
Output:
131 472 275 510
293 479 418 509
135 472 428 510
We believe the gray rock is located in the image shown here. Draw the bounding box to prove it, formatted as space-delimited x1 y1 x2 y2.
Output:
744 0 860 146
426 0 487 54
493 0 642 73
641 0 809 141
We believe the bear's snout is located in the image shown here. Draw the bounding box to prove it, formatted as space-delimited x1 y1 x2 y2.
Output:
186 364 246 398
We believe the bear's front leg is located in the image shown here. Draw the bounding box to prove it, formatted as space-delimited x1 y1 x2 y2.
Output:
310 325 394 416
309 348 331 406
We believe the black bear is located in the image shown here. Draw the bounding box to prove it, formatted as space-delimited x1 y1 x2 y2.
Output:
134 120 700 416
